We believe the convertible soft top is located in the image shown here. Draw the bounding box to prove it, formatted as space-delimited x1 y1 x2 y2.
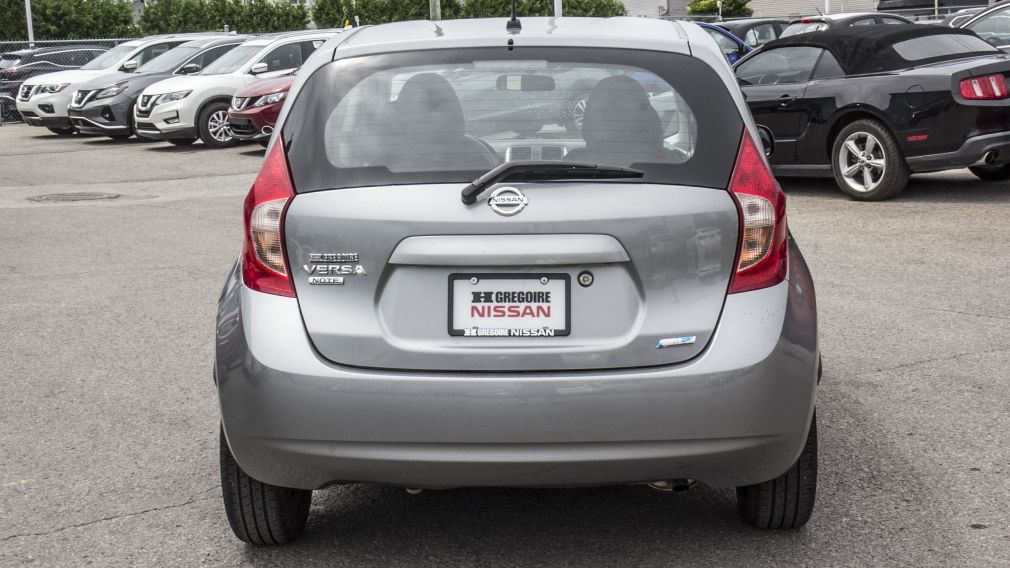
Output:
762 24 1002 75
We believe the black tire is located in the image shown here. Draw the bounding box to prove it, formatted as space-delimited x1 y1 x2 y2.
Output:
167 138 196 146
47 126 76 135
736 413 817 530
968 164 1010 181
830 119 909 201
220 428 312 545
198 101 236 148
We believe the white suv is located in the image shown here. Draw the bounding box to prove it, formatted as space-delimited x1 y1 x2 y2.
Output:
134 30 339 147
15 34 217 135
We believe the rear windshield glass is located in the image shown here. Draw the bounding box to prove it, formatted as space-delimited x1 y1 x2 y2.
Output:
781 22 828 37
892 34 999 60
283 47 743 192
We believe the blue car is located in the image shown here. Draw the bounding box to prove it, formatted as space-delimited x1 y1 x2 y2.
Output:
695 22 753 63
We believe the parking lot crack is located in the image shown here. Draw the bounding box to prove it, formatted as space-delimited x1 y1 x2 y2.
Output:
0 484 220 542
856 346 1010 377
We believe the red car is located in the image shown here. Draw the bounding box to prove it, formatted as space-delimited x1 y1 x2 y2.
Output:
227 74 295 144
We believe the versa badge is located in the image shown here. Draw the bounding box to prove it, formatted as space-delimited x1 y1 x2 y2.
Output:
304 253 366 285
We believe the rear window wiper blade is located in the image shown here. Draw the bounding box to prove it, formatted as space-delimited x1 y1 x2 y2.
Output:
460 161 644 205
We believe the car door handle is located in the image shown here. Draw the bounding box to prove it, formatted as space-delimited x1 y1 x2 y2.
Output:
777 95 796 106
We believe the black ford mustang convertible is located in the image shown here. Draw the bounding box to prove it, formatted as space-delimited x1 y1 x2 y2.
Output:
735 25 1010 200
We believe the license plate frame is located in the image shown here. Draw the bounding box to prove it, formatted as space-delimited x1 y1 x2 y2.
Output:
448 273 571 337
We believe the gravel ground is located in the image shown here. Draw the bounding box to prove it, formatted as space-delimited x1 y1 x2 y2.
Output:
0 124 1008 567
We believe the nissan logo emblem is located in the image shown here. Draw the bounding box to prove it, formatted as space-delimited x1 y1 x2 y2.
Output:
487 187 528 217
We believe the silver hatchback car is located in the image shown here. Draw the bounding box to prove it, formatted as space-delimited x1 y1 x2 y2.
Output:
216 16 820 544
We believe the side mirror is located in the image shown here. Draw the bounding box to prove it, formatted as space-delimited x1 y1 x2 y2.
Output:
179 63 201 75
249 62 269 75
121 59 138 71
757 125 774 157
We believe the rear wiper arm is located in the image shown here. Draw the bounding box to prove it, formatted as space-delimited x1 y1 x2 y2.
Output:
460 161 644 205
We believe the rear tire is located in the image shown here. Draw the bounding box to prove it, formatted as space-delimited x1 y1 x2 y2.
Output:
220 428 312 545
167 138 196 146
968 164 1010 181
736 413 817 530
47 126 76 135
198 101 236 148
831 119 909 201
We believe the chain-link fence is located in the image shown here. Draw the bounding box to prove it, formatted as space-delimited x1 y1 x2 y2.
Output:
0 37 139 124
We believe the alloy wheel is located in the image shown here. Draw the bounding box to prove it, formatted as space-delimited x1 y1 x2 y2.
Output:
208 110 233 143
838 131 885 193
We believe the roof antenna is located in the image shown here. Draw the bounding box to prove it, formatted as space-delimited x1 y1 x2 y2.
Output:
506 0 522 32
814 6 823 15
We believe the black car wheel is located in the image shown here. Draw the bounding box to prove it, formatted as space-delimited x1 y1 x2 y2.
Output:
198 101 237 148
968 163 1010 181
736 413 817 530
46 126 76 135
831 119 909 201
220 428 312 545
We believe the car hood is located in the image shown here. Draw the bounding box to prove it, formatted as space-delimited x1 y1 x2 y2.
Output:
23 68 120 87
142 73 247 95
234 75 295 98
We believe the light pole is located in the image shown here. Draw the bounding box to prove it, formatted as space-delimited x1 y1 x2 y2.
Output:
24 0 35 47
429 0 441 20
555 0 562 17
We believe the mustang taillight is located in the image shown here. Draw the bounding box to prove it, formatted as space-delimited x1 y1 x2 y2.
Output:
727 130 788 294
960 74 1008 100
242 139 296 297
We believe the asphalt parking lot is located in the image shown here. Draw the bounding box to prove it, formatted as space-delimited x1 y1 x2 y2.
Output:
0 123 1008 566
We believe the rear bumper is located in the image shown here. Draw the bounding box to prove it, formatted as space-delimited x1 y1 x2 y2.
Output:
906 131 1010 172
216 242 819 491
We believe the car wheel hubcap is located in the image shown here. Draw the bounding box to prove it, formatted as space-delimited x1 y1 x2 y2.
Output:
839 131 885 193
208 110 232 142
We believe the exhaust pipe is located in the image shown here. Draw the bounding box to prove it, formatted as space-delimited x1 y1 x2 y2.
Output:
974 150 998 166
647 479 694 492
405 487 423 495
261 126 274 136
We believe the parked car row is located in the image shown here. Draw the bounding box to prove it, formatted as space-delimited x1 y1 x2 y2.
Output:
11 30 340 146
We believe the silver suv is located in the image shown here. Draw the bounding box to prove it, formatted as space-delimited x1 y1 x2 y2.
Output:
215 17 820 544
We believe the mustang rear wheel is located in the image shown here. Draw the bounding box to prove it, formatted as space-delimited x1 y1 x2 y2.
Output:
831 119 909 201
736 413 817 530
968 163 1010 181
199 101 237 148
220 428 312 545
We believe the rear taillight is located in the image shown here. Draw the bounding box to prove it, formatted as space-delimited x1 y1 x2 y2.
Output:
242 139 296 297
727 130 788 294
959 74 1008 100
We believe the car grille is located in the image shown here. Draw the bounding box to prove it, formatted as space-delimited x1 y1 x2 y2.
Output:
232 97 250 111
228 117 257 135
137 94 157 116
70 89 94 108
17 84 36 101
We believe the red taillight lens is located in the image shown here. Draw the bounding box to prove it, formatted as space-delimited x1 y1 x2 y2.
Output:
959 74 1008 100
242 139 296 297
727 130 788 294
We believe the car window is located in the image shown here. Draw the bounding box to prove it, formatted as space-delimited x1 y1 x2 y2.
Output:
201 44 262 75
704 27 742 57
880 17 908 25
967 7 1010 46
892 34 999 60
192 44 239 70
133 41 184 67
780 22 828 37
258 42 303 72
851 18 876 26
80 44 135 70
744 23 779 46
811 51 845 79
299 40 324 62
283 47 746 193
736 46 822 85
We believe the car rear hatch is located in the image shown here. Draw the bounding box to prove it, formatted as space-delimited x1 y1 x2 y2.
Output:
274 46 752 372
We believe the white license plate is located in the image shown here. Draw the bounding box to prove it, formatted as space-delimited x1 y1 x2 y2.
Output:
449 274 570 337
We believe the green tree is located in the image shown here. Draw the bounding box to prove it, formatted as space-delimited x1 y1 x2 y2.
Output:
687 0 751 18
312 0 350 28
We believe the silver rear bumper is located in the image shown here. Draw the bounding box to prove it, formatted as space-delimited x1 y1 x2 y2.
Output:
216 242 818 490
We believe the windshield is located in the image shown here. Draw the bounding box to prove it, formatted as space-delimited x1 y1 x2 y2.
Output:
201 44 260 75
283 47 743 193
136 46 198 73
781 22 828 37
80 44 136 70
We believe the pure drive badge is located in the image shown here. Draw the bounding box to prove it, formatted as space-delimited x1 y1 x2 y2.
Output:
304 252 366 285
